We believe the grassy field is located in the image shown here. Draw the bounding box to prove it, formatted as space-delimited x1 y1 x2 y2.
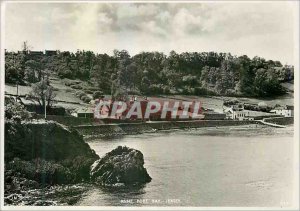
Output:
5 76 294 113
281 81 294 92
156 94 294 113
5 77 90 110
5 84 32 96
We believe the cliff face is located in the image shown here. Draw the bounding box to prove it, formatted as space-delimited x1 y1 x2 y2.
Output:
5 121 99 184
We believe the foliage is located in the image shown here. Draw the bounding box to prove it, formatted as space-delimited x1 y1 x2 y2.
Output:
70 84 83 90
6 158 73 185
4 121 99 183
82 96 91 104
92 91 104 100
65 80 80 86
5 48 294 97
75 90 86 98
5 97 31 121
24 60 43 82
28 80 57 109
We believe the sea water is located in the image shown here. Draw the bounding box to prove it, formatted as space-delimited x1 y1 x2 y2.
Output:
74 125 294 207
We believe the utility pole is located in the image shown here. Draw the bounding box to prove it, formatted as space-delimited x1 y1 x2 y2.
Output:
44 93 47 120
16 82 19 102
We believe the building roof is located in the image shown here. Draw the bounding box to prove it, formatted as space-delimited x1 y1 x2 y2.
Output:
286 105 294 110
273 105 294 110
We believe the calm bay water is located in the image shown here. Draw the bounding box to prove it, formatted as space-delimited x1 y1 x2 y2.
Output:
74 125 294 207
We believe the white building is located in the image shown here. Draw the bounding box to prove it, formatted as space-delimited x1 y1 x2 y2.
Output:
270 105 294 117
225 109 250 121
223 104 249 121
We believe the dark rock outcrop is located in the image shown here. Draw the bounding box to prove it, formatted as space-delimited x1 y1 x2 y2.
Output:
5 121 99 184
90 146 151 186
5 121 99 162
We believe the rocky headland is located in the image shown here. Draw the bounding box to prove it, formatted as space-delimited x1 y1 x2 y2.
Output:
4 120 151 205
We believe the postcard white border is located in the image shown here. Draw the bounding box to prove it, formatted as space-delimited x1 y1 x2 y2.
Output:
0 0 299 210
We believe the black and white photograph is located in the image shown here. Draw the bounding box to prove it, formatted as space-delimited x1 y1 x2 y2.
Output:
0 0 299 209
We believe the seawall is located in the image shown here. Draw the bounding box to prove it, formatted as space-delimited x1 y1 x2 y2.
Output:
74 120 258 138
263 117 294 125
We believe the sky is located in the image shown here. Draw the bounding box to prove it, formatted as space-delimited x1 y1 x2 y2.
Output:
4 1 297 65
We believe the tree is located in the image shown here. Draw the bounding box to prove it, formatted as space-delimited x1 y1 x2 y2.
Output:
29 80 57 110
25 60 43 82
114 50 131 89
182 74 198 87
239 55 254 95
200 66 209 83
140 75 151 94
121 62 138 90
5 47 290 98
21 41 31 54
253 68 285 97
5 65 21 84
5 53 26 84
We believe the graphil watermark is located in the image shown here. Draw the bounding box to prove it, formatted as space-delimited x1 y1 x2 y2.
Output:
93 99 203 120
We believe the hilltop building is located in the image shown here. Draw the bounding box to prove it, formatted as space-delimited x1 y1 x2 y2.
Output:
45 50 58 56
29 51 44 56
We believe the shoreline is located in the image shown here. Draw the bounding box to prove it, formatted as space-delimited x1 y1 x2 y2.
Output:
73 117 294 140
72 120 271 139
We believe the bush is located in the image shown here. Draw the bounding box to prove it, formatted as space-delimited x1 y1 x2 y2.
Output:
65 81 72 86
58 68 73 79
127 90 140 95
225 89 238 97
182 86 194 95
75 90 85 98
163 87 170 94
83 98 91 104
81 95 91 104
80 95 88 101
79 93 86 98
92 91 104 100
70 84 83 90
65 80 81 86
6 158 73 185
147 84 163 95
84 90 94 94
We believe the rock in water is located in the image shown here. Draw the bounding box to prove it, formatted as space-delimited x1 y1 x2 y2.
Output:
90 146 152 186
